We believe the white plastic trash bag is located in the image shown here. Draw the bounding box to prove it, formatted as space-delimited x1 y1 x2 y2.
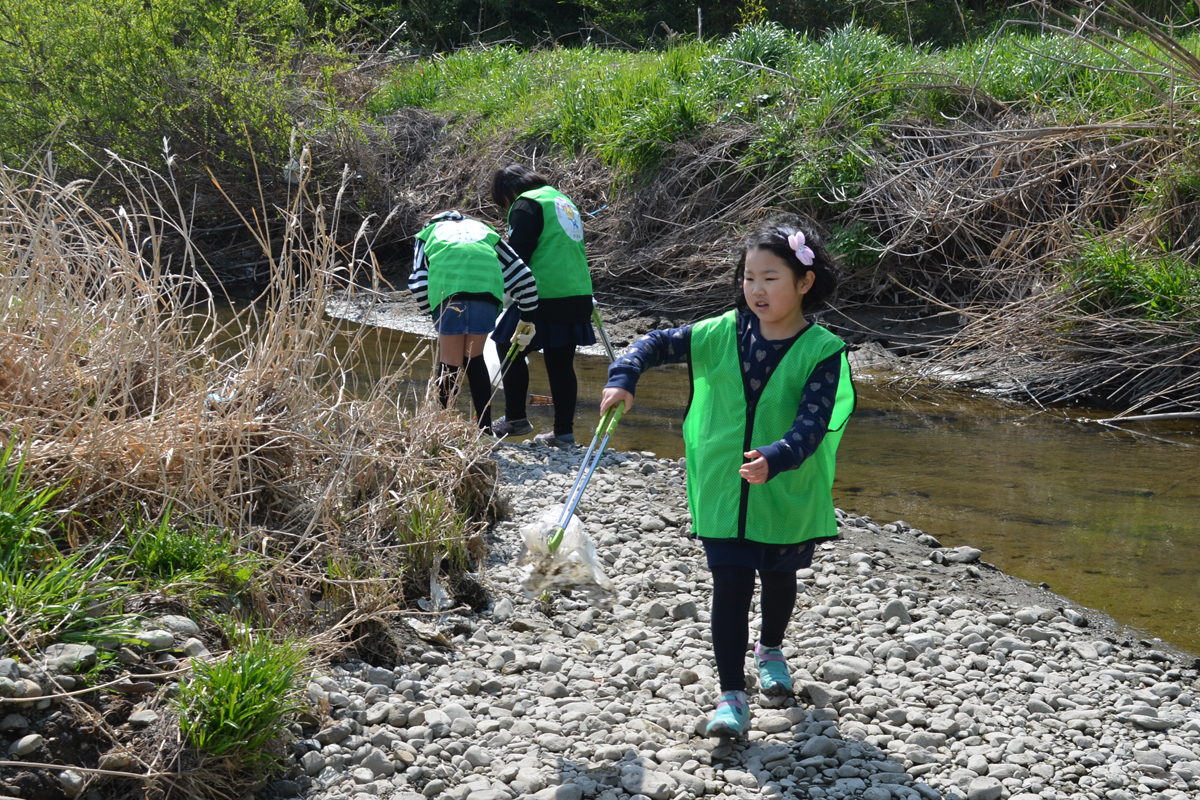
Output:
516 506 614 606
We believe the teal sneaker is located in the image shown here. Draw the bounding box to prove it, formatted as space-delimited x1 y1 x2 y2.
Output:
706 690 751 738
755 642 793 696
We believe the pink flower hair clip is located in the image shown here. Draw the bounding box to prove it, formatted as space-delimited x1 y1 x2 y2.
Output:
787 231 815 266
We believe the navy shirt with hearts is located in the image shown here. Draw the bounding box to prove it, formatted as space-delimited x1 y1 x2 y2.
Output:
605 312 842 480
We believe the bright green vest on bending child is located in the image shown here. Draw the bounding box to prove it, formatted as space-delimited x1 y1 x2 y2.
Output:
510 186 592 299
416 218 505 311
682 310 856 545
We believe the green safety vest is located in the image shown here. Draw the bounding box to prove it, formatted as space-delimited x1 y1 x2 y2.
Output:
682 310 856 545
416 218 505 310
510 185 592 299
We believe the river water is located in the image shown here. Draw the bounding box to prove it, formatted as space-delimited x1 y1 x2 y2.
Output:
325 318 1200 655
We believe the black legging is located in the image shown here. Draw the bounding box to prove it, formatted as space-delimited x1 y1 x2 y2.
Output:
710 567 797 693
503 345 578 436
436 358 493 430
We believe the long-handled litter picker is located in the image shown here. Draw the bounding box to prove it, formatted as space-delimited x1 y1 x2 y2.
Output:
516 402 625 603
592 300 617 363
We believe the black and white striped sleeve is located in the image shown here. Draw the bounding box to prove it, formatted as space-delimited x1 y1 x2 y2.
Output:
408 239 431 314
495 240 539 315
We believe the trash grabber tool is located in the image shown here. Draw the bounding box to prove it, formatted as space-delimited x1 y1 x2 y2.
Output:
547 402 624 553
591 301 617 363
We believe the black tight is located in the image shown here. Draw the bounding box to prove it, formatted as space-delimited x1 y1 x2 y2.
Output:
710 567 798 692
464 355 493 430
503 345 579 435
437 358 494 430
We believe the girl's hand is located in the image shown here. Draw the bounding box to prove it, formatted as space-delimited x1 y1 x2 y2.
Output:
740 450 768 484
600 387 633 415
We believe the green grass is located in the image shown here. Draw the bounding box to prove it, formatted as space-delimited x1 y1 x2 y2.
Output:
176 633 305 771
0 446 137 647
371 24 1198 182
1066 236 1200 321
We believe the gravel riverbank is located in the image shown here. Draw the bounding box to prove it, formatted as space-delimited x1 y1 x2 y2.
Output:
290 442 1200 800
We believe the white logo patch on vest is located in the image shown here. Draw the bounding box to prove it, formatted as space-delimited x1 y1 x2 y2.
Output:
554 196 584 242
434 219 491 244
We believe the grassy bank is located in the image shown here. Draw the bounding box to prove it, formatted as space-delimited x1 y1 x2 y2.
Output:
371 14 1200 412
0 160 496 797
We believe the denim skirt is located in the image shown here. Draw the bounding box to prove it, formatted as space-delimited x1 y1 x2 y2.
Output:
432 298 499 335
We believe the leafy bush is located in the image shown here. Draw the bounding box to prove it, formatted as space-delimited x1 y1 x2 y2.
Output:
0 0 329 173
176 634 305 771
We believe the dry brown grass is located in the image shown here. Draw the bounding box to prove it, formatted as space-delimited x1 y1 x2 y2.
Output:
0 153 497 609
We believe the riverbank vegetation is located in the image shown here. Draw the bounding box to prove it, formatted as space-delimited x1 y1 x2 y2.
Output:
0 160 497 796
372 1 1200 413
4 0 1200 793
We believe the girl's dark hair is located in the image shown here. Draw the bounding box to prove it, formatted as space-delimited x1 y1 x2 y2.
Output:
490 164 550 210
733 221 842 313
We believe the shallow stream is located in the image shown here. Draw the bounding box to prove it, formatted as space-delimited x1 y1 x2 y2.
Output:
323 317 1200 655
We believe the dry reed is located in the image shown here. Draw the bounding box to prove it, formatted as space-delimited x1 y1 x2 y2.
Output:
0 152 496 616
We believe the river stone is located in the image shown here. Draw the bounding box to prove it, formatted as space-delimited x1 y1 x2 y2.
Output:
128 710 159 727
58 769 85 798
1132 714 1177 730
1068 641 1099 660
538 733 571 752
1160 743 1198 761
904 632 942 652
1027 698 1055 714
182 638 210 658
464 744 492 767
1134 750 1169 769
640 515 666 532
862 789 892 800
0 714 28 733
1014 606 1053 624
882 599 911 624
8 734 43 756
821 655 871 682
155 615 201 636
361 748 395 777
43 643 97 674
133 630 175 651
804 682 848 708
800 735 839 758
423 709 450 737
907 731 947 749
493 598 515 621
993 637 1031 653
945 546 983 563
301 751 326 776
757 715 792 734
967 776 1003 800
529 787 584 800
620 766 677 800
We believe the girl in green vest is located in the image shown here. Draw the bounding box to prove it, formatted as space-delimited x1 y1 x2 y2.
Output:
600 222 855 738
488 164 597 447
409 210 539 431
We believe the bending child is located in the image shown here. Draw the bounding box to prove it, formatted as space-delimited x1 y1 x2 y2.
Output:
599 221 855 737
409 210 539 430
